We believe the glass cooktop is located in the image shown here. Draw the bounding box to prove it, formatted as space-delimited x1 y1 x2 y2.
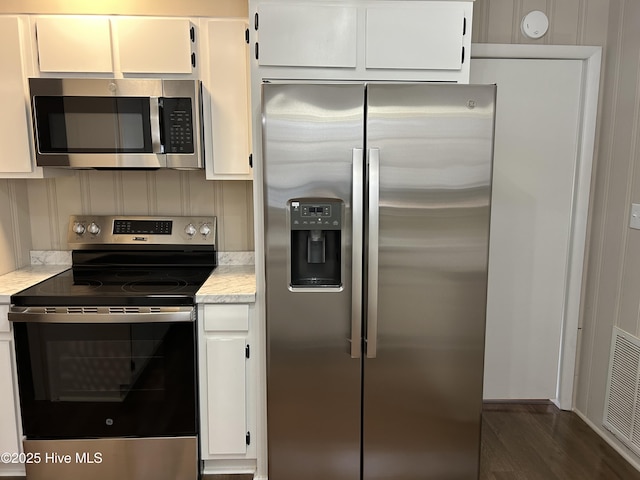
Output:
11 266 215 307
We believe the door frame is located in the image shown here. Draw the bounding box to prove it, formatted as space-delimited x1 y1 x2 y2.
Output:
471 44 602 410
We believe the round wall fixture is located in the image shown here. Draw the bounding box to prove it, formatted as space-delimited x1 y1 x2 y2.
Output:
521 10 549 39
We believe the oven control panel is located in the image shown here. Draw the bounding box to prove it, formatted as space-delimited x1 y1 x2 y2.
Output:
68 215 217 247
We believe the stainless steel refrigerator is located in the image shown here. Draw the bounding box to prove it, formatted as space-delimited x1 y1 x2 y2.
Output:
262 83 496 480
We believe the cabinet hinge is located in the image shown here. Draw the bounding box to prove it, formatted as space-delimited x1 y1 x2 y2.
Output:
246 431 251 446
254 12 259 30
245 344 251 359
245 28 250 44
463 17 467 36
191 53 197 68
249 153 253 169
461 46 465 64
190 26 196 43
255 42 259 60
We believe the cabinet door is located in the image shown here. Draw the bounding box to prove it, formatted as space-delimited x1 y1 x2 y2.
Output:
115 18 194 74
0 17 33 174
205 20 252 178
0 341 20 456
206 337 247 455
257 4 357 68
35 16 113 73
365 2 465 70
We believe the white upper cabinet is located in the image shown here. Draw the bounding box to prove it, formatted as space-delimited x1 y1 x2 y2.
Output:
33 16 196 76
250 0 473 83
35 16 113 73
0 16 35 174
257 4 357 68
365 3 465 70
0 16 72 177
114 18 195 74
202 19 252 179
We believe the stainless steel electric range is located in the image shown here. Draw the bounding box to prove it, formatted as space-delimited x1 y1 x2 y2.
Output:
9 215 217 480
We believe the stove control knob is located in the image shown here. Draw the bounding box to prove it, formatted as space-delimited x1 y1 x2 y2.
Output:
87 222 101 235
199 224 211 237
73 222 86 235
185 223 197 237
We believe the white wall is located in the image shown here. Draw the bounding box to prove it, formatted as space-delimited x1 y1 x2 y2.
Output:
575 0 640 460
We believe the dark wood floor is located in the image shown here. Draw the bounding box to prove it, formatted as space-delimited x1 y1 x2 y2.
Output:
203 403 640 479
481 402 640 480
7 404 640 479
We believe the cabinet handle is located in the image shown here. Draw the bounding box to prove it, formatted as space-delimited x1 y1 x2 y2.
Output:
254 12 259 30
255 43 259 60
245 28 250 44
461 46 465 64
191 53 196 68
190 26 195 42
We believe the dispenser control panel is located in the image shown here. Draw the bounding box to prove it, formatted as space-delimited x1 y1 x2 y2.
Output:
290 200 342 230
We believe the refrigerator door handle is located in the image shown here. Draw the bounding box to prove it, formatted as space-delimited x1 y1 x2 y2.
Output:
351 148 364 359
366 147 380 359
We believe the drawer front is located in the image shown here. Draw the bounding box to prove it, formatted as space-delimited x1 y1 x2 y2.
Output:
0 305 9 333
203 304 249 331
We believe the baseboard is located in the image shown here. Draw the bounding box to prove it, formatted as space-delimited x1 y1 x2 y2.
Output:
482 399 554 405
573 409 640 472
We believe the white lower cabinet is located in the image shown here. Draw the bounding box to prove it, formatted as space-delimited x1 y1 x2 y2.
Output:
0 305 24 476
198 303 256 474
206 337 247 455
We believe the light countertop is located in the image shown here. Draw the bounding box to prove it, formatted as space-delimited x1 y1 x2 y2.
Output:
196 265 256 303
0 265 70 303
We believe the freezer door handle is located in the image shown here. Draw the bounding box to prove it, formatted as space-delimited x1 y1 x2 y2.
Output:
351 148 364 359
367 147 380 358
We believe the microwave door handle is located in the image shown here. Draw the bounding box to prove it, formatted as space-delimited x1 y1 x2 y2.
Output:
150 97 163 154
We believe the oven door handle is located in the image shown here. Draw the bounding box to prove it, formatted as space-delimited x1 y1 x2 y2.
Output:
8 306 195 323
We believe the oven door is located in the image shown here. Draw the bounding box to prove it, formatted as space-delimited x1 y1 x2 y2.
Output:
10 307 196 440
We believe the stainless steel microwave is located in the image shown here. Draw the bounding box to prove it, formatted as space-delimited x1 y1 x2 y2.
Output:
29 78 203 169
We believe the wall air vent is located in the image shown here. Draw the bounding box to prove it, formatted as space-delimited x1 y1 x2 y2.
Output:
603 326 640 455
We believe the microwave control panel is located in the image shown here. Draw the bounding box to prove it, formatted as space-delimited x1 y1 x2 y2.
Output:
162 97 194 154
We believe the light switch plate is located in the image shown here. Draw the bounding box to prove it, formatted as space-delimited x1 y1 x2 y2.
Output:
631 203 640 230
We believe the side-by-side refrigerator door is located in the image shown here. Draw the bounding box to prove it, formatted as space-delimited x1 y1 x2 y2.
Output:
262 83 365 480
363 84 496 480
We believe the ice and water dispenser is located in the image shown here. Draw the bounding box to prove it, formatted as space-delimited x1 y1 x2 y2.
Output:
289 199 342 288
